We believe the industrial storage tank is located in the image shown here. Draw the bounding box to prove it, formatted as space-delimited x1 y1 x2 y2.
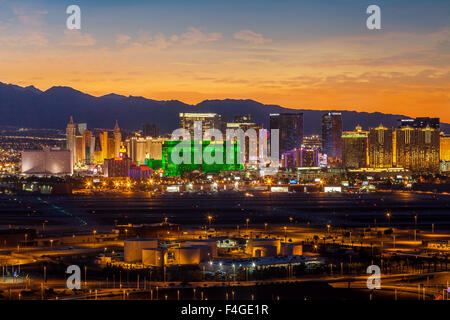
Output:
174 246 201 265
193 245 214 262
292 244 303 255
246 239 281 256
186 239 218 257
142 248 165 267
281 243 293 256
251 245 277 257
281 243 303 256
124 238 158 263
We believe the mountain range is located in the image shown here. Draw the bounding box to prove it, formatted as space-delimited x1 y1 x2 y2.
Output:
0 82 448 135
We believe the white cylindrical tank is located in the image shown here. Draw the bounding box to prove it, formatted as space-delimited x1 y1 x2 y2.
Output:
186 239 218 257
124 238 158 263
246 239 281 255
174 247 201 265
142 248 165 267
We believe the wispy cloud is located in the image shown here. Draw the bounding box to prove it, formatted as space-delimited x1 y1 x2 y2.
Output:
0 30 48 47
120 27 222 52
12 7 47 27
234 29 271 45
116 34 131 45
180 27 222 45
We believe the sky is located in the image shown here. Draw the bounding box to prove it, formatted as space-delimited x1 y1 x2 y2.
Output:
0 0 449 121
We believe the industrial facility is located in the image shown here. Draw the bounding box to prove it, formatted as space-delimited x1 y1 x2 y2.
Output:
119 237 304 268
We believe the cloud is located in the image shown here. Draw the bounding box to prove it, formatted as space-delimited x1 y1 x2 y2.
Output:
12 7 47 27
61 30 96 47
180 27 222 45
234 29 271 45
116 34 131 45
0 30 48 47
120 27 222 52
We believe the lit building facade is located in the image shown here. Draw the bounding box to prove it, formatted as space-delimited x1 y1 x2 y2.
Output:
114 120 122 158
161 141 242 176
399 117 440 129
65 116 77 166
321 112 343 166
125 137 164 165
303 135 322 150
342 126 368 169
282 148 319 168
270 113 304 155
75 135 85 166
226 115 261 164
368 125 393 168
179 113 224 136
440 133 450 161
103 157 132 177
395 127 440 172
22 148 73 175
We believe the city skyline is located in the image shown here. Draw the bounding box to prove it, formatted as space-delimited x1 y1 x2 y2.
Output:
0 1 449 306
0 0 448 122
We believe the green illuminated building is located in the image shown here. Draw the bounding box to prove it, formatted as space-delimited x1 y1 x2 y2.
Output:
153 141 243 176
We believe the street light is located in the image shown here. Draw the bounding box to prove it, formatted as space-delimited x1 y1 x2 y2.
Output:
207 215 213 227
264 223 268 233
386 212 391 225
283 226 287 242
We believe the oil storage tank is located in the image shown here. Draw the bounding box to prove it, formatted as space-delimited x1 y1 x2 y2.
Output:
194 245 214 262
124 238 158 263
281 243 303 256
246 239 281 256
292 243 303 255
186 239 218 257
174 246 201 265
252 245 277 257
142 248 165 267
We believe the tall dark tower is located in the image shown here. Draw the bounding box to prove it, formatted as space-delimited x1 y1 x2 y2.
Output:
321 112 343 166
66 116 77 168
269 113 304 155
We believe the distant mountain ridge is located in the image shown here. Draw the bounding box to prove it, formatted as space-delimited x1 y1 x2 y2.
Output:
0 82 448 134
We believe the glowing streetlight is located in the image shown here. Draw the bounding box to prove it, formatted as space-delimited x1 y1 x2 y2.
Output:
386 212 391 224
